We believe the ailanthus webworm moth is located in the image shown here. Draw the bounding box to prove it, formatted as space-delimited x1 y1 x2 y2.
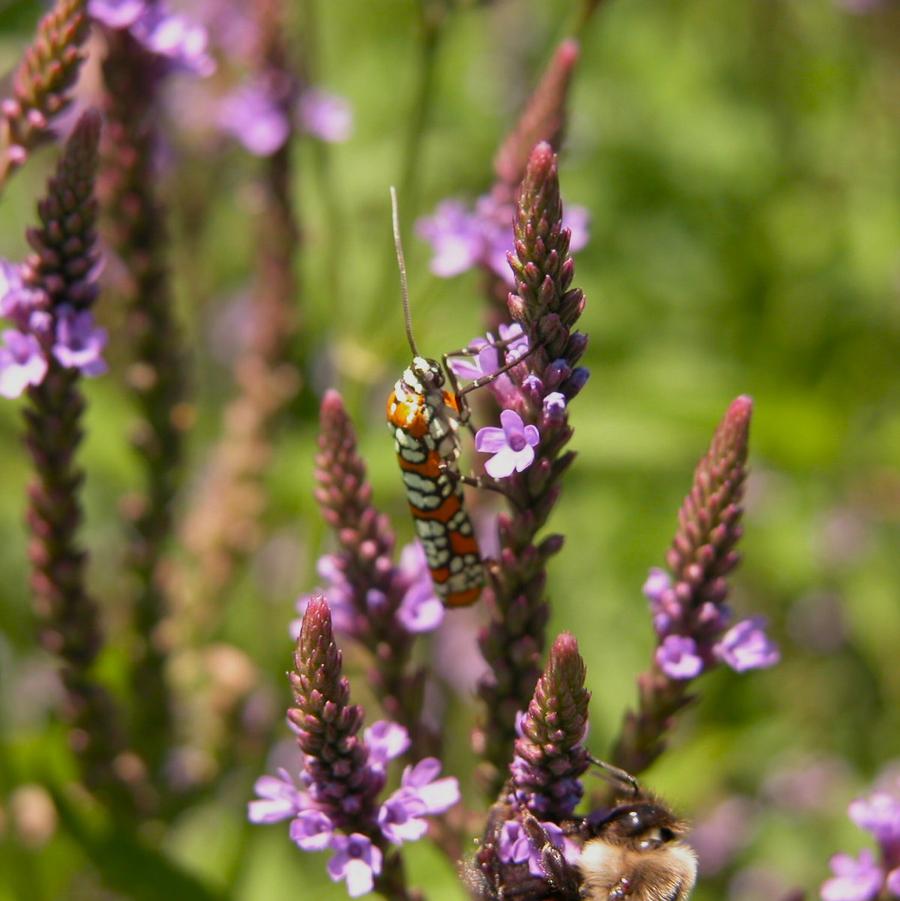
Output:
386 188 485 607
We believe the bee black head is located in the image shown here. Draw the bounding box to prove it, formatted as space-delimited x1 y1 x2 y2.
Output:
588 801 681 848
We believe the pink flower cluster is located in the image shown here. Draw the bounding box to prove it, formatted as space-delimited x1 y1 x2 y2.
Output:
643 566 779 680
293 540 444 638
0 262 107 399
822 784 900 901
249 721 459 897
417 187 589 285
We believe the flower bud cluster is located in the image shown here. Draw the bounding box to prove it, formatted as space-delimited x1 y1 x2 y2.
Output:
0 112 107 398
250 598 459 898
0 0 90 186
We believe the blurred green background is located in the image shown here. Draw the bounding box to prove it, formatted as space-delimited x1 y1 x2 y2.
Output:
1 0 899 898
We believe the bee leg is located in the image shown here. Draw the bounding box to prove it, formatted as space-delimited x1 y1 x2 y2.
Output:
609 877 632 899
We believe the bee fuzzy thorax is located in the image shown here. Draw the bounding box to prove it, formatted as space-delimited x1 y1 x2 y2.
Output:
577 797 698 901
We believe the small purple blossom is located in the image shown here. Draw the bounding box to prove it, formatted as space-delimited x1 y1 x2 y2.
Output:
327 833 383 898
542 391 566 419
293 555 356 638
218 82 291 156
52 307 108 377
89 0 215 76
887 868 900 896
0 330 48 398
290 809 335 851
394 541 444 633
821 850 884 901
0 261 23 309
247 768 307 824
416 200 483 278
0 266 46 331
377 758 459 845
498 818 567 878
714 617 780 673
396 577 444 633
294 541 442 639
395 758 460 816
476 409 540 479
655 634 704 680
447 339 500 381
88 0 145 28
298 89 353 143
364 721 410 770
417 190 589 284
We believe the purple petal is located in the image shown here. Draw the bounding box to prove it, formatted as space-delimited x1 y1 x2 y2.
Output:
475 425 508 454
821 850 883 901
483 447 518 479
656 634 704 680
365 721 410 767
298 88 353 142
218 83 290 156
499 408 526 440
289 809 334 850
88 0 146 28
714 617 780 672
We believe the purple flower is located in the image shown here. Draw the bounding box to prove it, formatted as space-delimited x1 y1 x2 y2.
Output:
364 721 410 770
397 758 460 815
849 789 900 882
396 576 444 633
89 0 145 28
289 809 335 851
218 83 291 156
714 617 780 672
498 818 567 878
0 330 48 398
0 261 22 309
90 0 215 76
395 541 444 633
292 554 356 637
643 567 671 605
887 868 900 896
298 89 353 143
417 191 589 284
327 833 383 898
821 850 883 901
656 634 704 680
0 265 46 331
377 758 459 845
447 339 500 381
52 307 108 377
378 791 429 845
542 391 567 419
415 201 484 278
248 768 307 824
476 409 540 479
497 322 530 359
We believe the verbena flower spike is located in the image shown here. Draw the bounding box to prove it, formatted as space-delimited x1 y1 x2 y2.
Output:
0 0 90 189
249 596 459 898
3 110 149 817
612 396 779 775
474 141 589 795
298 389 442 757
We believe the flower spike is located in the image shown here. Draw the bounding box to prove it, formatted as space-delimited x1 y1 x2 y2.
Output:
0 0 90 188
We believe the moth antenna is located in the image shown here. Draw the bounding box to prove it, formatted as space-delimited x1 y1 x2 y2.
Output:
390 185 419 358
